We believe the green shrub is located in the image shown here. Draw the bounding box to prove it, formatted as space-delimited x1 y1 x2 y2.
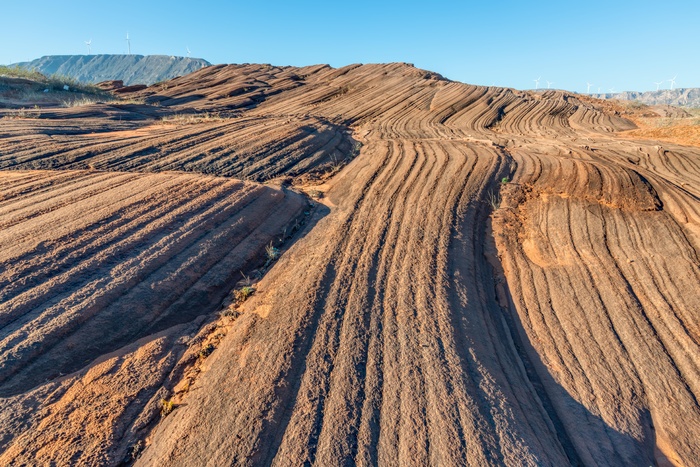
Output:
234 286 255 303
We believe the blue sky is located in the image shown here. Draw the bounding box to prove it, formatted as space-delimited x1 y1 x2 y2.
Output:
1 0 698 93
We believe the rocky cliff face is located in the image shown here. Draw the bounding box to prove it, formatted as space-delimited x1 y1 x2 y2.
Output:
13 54 211 85
592 88 700 107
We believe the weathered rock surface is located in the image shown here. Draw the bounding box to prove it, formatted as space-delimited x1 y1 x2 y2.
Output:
0 63 698 466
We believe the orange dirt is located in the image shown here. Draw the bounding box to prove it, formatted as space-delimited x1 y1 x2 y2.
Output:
1 63 699 466
575 95 700 148
623 123 700 148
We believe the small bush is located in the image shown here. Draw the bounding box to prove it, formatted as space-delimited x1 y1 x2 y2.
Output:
222 307 241 318
234 286 255 303
198 344 215 359
160 399 175 416
265 243 280 261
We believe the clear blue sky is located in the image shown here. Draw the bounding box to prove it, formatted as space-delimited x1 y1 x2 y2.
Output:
2 0 698 93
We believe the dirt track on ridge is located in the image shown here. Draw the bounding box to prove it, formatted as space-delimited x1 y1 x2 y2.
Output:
0 63 699 466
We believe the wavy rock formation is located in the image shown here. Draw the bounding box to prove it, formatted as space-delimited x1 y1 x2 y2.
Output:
0 63 698 466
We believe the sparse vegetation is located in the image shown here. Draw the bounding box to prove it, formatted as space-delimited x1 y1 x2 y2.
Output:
0 65 108 96
130 440 144 460
328 154 346 175
198 344 215 359
689 108 700 126
112 97 147 105
625 100 648 110
234 286 255 303
240 272 253 287
0 65 46 81
222 306 241 318
501 176 510 184
159 112 230 125
2 106 41 119
62 96 109 107
487 189 501 210
265 243 280 261
152 80 170 92
308 189 324 199
622 106 700 147
160 399 175 416
1 65 116 109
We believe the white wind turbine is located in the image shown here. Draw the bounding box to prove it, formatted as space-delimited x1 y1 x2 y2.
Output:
608 88 615 94
546 80 554 89
85 39 92 54
668 75 677 90
586 82 593 94
534 76 541 90
597 87 601 93
654 81 663 91
186 46 191 57
126 32 131 55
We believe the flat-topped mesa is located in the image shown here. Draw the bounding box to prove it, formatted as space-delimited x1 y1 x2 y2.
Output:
12 54 211 86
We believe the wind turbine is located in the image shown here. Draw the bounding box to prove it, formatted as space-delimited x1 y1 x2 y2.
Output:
546 80 554 89
668 75 677 90
608 88 615 94
126 32 131 55
186 46 191 57
534 76 541 90
586 82 593 94
597 87 601 93
85 39 92 54
654 81 663 91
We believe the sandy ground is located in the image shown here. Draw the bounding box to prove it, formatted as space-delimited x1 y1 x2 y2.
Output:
1 63 699 466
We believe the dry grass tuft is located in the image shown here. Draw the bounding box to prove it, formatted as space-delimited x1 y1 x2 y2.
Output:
62 96 110 107
2 106 42 119
159 112 230 125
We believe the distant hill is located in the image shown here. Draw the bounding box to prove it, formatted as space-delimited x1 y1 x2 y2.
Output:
12 54 211 86
591 88 700 107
